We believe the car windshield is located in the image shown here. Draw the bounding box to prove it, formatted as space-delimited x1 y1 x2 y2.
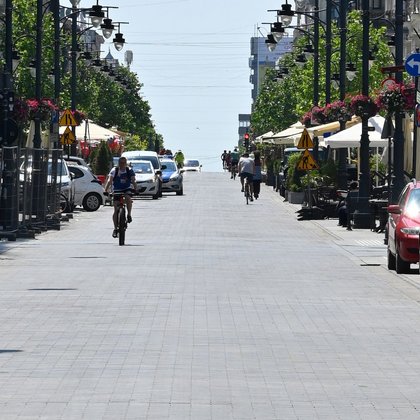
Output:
405 189 420 216
48 161 68 176
137 156 159 169
21 159 68 176
162 161 177 172
131 162 153 173
185 160 199 167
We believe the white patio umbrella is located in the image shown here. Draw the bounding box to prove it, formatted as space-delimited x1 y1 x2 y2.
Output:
323 115 388 148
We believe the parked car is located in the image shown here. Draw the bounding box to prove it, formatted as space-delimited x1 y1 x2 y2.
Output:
67 165 106 211
387 179 420 273
181 159 201 172
121 150 163 196
160 158 183 195
130 160 160 199
20 157 75 212
64 155 91 169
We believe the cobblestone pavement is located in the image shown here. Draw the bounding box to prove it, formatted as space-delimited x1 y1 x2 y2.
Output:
1 172 420 419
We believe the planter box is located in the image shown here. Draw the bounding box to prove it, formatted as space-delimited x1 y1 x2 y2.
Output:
287 191 305 204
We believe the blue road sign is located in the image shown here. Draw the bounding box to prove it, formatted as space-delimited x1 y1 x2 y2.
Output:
405 53 420 76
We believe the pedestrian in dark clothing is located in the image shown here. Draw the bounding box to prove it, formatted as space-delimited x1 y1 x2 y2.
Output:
253 151 262 199
338 181 359 227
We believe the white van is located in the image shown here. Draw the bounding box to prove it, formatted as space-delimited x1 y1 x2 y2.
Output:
121 151 163 197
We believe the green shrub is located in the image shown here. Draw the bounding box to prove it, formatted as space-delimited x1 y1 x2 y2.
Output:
92 141 112 175
286 152 305 191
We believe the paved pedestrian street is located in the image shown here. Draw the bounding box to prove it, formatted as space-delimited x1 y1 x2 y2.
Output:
1 172 420 419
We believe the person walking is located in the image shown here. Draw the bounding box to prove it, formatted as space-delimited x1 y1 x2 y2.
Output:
221 150 227 170
252 151 262 199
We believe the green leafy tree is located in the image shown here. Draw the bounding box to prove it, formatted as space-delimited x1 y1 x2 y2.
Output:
2 1 164 150
251 10 395 132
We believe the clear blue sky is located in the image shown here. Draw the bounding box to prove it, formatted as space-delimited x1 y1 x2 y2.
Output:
85 0 288 171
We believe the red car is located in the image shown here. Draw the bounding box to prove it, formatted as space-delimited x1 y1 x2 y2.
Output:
387 180 420 274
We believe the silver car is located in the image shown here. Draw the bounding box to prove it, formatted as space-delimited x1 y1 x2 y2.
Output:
160 159 183 195
130 160 160 199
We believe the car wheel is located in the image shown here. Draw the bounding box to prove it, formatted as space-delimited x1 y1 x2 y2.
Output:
82 192 102 211
176 187 183 196
387 248 396 270
395 244 410 274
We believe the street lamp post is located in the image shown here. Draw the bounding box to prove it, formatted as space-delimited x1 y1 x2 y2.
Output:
325 0 332 104
33 0 43 149
337 0 348 190
391 0 405 203
0 0 19 233
70 0 81 156
352 0 371 229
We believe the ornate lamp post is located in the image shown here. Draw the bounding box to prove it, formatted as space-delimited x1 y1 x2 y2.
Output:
352 0 371 229
391 0 405 203
337 0 348 190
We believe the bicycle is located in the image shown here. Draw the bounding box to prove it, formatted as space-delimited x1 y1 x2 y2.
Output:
108 189 134 246
231 163 238 180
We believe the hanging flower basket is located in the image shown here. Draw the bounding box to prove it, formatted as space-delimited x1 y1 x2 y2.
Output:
301 111 312 128
71 110 86 125
376 82 415 115
324 100 352 123
349 94 378 118
310 105 327 125
11 97 29 124
27 98 58 121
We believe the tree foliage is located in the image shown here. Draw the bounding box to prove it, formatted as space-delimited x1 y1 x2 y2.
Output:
1 0 162 150
251 11 395 136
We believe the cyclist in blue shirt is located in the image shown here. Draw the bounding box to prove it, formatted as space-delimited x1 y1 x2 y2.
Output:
104 157 137 237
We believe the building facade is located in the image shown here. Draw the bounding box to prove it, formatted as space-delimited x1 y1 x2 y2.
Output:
249 35 294 107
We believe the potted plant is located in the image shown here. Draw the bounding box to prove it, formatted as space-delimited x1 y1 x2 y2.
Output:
92 141 112 183
286 152 305 204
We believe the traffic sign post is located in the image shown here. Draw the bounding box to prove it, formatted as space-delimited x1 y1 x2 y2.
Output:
296 129 314 149
405 53 420 77
59 109 78 127
294 129 319 210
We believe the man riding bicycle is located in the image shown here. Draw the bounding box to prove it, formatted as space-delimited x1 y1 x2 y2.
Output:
104 157 137 238
238 152 255 201
230 147 240 179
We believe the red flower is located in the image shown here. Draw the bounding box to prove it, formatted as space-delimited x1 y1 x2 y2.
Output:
27 98 58 121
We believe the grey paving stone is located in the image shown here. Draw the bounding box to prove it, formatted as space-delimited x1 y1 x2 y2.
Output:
0 173 420 419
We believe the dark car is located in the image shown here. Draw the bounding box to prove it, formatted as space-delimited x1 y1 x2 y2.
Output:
387 179 420 273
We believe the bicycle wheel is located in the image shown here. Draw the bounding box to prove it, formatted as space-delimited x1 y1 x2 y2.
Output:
118 207 126 246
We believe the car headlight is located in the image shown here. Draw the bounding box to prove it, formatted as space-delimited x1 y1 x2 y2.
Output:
170 175 180 181
61 181 69 187
400 227 420 235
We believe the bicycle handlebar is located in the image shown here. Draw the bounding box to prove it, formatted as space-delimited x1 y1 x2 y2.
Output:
104 189 137 197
